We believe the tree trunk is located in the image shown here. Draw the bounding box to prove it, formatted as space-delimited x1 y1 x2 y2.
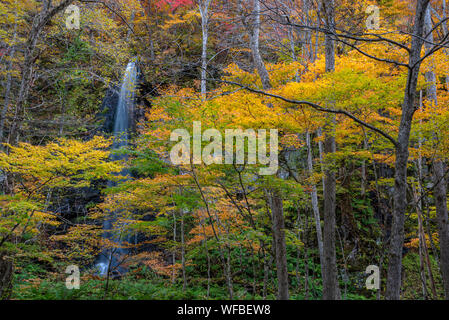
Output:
199 0 211 98
424 5 449 300
262 247 268 299
386 0 430 300
0 252 13 300
270 191 289 300
249 0 271 90
321 0 339 300
247 0 289 299
433 160 449 299
306 131 325 277
181 210 187 290
0 17 17 143
172 210 177 284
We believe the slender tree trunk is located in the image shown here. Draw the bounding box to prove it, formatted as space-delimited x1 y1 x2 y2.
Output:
306 131 325 276
0 18 17 143
424 5 449 299
251 246 257 298
262 247 268 299
172 210 177 284
304 210 310 300
413 183 431 299
270 191 289 300
199 218 211 298
433 160 449 299
386 0 430 300
322 0 339 300
295 208 302 291
416 94 428 299
0 252 13 300
199 0 211 98
181 210 187 290
249 0 271 90
442 0 449 90
317 128 325 187
191 166 233 298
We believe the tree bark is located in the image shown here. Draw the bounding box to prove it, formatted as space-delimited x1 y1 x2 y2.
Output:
322 0 339 300
172 210 177 284
306 131 325 277
433 160 449 299
386 0 430 300
249 0 271 90
199 0 211 98
0 17 18 143
424 5 449 300
246 0 289 299
181 210 187 290
0 252 13 300
270 191 289 300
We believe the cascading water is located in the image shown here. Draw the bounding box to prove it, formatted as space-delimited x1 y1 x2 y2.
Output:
96 60 138 276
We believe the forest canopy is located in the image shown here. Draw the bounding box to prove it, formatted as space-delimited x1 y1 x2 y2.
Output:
0 0 449 302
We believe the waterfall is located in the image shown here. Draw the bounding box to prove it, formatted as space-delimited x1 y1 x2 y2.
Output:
96 60 138 277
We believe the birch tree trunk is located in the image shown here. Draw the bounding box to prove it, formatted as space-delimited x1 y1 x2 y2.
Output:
199 0 211 99
249 0 271 90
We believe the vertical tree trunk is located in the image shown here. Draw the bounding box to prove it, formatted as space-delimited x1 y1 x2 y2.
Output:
249 0 271 90
424 5 449 300
386 0 430 300
247 0 289 299
0 252 13 300
262 247 269 299
416 93 428 299
270 191 289 300
304 209 310 300
306 131 325 277
295 208 302 291
0 18 17 143
251 246 257 297
321 0 339 300
199 0 211 98
413 182 432 299
181 210 187 290
172 210 177 284
433 160 449 299
443 0 449 90
199 218 211 298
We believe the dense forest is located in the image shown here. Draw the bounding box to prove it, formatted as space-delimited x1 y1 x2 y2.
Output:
1 0 449 301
